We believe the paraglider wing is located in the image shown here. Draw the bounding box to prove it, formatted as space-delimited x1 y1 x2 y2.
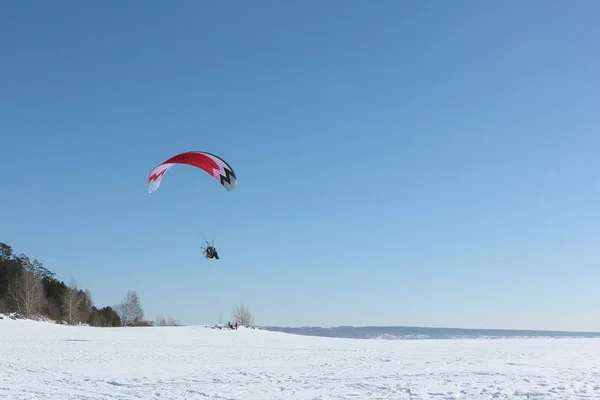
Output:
148 151 237 193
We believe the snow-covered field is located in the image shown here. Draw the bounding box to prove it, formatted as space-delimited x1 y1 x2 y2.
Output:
1 315 599 399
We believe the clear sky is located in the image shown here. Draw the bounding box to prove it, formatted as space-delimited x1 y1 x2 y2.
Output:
1 0 599 332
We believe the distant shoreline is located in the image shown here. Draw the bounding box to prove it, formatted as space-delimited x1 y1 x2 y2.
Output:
262 325 600 339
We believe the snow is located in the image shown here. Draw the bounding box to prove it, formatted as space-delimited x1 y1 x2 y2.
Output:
1 315 600 399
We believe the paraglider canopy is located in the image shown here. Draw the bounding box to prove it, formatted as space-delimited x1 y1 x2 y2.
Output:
148 151 237 193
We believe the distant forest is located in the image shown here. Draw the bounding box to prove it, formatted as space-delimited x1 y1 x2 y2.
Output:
0 241 162 327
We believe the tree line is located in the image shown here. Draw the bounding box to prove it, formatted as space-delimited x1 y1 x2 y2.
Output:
0 241 254 328
0 241 158 326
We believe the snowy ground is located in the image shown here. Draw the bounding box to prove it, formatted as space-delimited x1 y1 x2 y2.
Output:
1 316 599 399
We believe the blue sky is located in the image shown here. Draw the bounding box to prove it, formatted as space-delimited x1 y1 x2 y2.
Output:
1 0 599 331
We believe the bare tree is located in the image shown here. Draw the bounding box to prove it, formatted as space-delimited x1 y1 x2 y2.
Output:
156 313 180 326
127 290 144 324
8 268 45 318
77 289 93 324
7 278 22 315
115 290 144 326
156 313 166 326
62 279 82 324
231 302 254 327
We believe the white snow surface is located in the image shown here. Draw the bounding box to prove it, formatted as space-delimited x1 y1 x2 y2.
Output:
1 316 600 399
